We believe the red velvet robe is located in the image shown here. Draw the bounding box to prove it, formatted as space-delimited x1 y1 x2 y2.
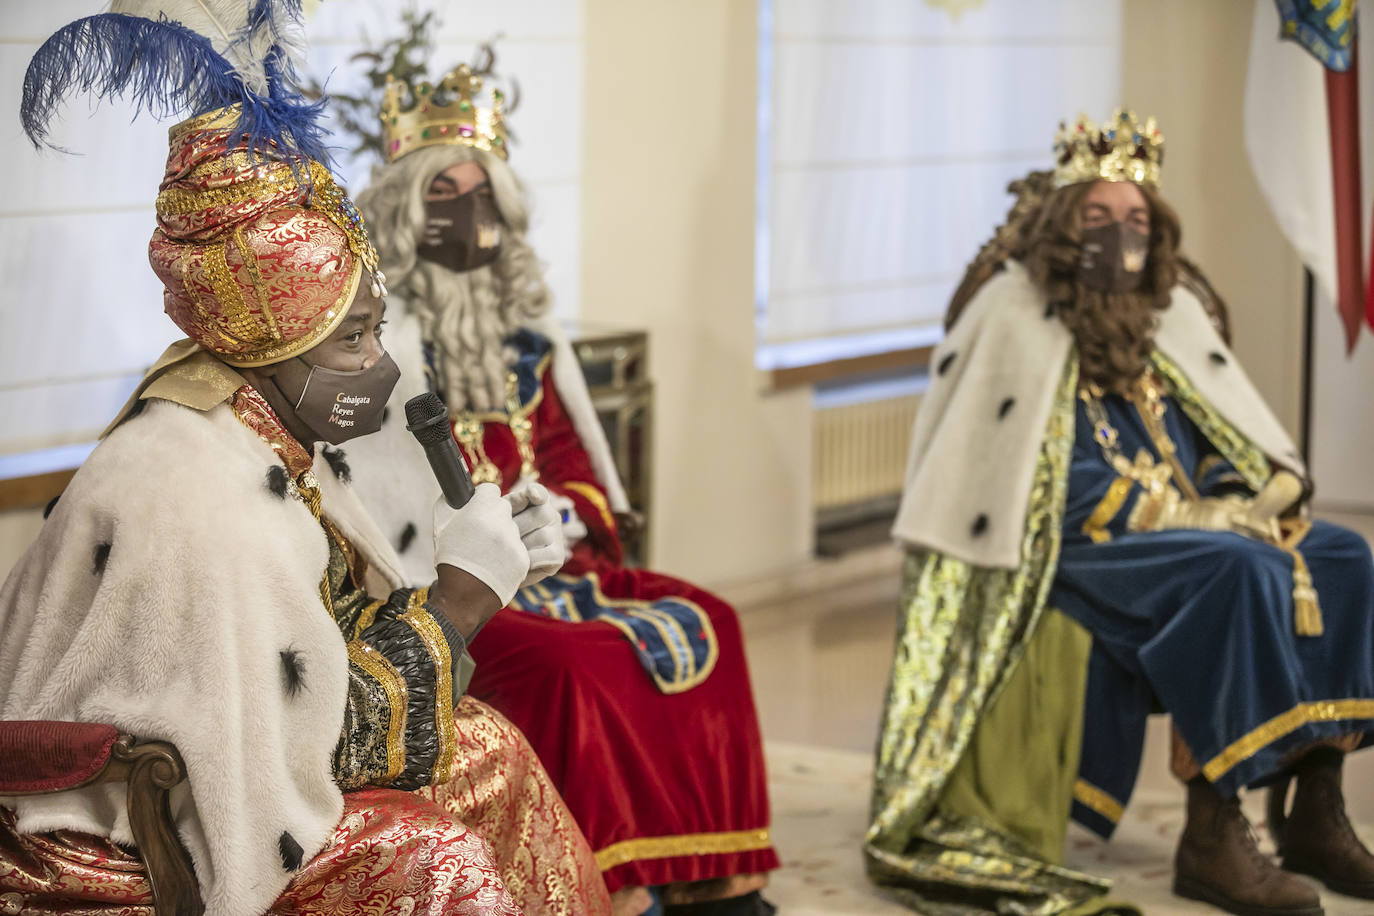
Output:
459 355 779 892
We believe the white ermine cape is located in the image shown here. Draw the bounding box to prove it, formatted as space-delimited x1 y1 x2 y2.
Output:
893 261 1304 569
0 395 404 916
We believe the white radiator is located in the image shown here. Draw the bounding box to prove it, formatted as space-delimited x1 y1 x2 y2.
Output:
812 395 919 512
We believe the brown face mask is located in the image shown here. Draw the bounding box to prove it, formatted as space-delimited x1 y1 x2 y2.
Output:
416 184 504 274
288 353 401 445
1079 222 1149 294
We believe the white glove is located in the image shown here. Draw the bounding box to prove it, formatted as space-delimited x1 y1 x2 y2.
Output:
1251 470 1306 521
550 492 588 551
432 483 529 606
505 479 567 588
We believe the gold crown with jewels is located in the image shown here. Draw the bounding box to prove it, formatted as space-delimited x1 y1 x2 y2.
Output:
380 63 508 164
1053 109 1164 189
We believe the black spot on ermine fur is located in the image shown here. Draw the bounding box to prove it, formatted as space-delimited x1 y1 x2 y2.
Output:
998 397 1015 419
937 353 957 376
266 466 290 500
321 447 351 484
92 542 111 575
398 522 418 554
971 514 989 537
43 494 60 519
278 831 303 871
280 650 304 698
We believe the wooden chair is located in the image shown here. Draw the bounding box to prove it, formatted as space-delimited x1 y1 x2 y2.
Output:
0 720 204 916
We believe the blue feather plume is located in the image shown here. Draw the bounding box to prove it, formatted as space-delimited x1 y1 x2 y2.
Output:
21 12 333 169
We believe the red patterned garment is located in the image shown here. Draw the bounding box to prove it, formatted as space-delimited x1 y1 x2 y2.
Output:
0 698 608 916
150 109 386 369
456 341 779 893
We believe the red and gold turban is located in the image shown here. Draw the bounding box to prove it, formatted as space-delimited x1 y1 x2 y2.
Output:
149 107 386 367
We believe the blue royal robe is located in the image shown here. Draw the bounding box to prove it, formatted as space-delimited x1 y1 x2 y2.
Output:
1051 379 1374 838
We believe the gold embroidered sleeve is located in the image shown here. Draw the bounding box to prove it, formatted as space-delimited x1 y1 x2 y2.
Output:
334 588 464 790
334 643 407 791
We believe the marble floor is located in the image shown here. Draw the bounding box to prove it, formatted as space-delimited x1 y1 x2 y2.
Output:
736 507 1374 914
762 741 1374 915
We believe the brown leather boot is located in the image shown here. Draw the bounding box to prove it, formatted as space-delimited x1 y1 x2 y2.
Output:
1174 778 1323 915
1270 748 1374 898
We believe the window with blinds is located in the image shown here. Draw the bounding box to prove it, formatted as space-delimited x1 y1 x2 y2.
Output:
755 0 1125 371
0 0 584 474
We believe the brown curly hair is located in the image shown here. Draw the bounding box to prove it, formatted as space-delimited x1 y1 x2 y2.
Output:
1022 181 1183 393
945 170 1056 331
945 172 1231 354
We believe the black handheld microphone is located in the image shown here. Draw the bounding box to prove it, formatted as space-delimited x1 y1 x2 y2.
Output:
405 392 476 509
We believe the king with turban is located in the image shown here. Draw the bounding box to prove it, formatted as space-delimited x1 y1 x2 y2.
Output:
0 4 611 915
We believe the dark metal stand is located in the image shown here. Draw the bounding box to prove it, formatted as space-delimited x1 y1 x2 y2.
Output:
1301 268 1316 464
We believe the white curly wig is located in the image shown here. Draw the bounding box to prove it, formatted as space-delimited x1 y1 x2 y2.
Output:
356 145 551 412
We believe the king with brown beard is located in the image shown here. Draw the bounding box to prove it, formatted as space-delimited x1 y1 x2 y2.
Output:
869 111 1374 916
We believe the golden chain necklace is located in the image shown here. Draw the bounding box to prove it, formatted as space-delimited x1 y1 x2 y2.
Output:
452 371 539 486
1080 372 1198 500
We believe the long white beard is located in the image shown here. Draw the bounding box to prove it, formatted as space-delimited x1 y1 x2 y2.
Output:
404 261 525 413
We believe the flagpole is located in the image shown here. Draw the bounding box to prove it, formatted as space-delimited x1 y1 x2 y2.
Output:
1301 267 1316 463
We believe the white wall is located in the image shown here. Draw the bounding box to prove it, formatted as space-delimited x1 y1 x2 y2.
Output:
1311 289 1374 511
581 0 814 586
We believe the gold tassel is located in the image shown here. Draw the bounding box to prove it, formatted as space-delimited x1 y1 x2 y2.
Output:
1290 550 1323 637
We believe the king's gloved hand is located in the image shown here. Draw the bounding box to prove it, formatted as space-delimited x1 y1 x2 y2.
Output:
1157 494 1279 543
1250 470 1306 522
506 479 568 588
432 483 529 607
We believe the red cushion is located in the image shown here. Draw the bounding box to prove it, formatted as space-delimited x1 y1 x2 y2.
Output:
0 721 121 793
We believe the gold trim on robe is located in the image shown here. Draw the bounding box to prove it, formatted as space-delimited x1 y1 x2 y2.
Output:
1073 779 1125 824
1202 699 1374 783
593 829 774 872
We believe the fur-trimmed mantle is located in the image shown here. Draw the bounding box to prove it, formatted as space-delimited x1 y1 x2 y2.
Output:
893 261 1304 569
0 396 403 916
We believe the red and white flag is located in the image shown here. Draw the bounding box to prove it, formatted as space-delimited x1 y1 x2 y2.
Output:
1244 0 1372 352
